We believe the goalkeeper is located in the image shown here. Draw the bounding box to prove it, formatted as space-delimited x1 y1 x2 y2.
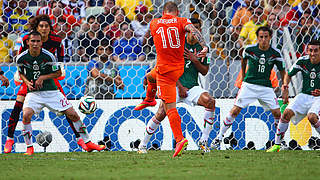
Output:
16 31 105 155
4 15 88 153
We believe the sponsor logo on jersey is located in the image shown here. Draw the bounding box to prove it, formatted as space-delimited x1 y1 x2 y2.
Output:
52 65 58 71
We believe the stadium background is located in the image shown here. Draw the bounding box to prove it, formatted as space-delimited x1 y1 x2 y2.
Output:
0 0 320 153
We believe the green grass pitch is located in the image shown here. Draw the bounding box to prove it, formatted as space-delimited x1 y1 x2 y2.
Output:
1 150 319 180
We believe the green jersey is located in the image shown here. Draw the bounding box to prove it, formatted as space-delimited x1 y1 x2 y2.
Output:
16 49 60 92
179 41 209 89
243 44 285 87
288 55 320 95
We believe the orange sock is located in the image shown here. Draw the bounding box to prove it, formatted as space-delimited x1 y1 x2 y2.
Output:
167 108 184 143
145 81 157 101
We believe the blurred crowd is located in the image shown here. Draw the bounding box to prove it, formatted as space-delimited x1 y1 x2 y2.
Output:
205 0 320 59
0 0 319 64
0 0 154 63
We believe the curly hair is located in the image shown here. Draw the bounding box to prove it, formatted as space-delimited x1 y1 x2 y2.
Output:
29 14 54 32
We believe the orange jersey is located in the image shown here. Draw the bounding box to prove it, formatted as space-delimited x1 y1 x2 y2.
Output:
150 14 191 74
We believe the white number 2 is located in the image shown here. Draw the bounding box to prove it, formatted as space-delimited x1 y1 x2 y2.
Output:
156 27 180 48
185 60 191 68
33 71 40 79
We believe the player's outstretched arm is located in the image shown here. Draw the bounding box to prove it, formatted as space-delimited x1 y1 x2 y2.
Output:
0 68 9 87
185 24 208 58
279 70 286 84
240 57 247 82
176 80 188 98
282 73 291 104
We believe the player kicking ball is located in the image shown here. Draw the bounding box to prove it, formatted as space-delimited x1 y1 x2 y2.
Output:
136 18 215 153
268 40 320 152
211 26 287 149
135 2 208 157
16 31 105 155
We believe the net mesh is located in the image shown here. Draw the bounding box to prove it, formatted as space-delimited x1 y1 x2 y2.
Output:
0 0 319 152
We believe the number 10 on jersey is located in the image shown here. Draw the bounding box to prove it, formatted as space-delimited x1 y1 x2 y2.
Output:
156 27 181 48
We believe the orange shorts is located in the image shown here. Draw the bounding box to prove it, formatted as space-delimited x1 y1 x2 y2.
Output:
155 67 184 103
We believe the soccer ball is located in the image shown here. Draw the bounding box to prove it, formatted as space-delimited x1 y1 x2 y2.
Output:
36 131 52 147
78 95 97 114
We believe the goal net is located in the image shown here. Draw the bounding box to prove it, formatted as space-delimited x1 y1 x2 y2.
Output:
0 0 319 152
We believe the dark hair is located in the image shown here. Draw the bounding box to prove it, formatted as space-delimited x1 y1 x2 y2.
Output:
256 26 272 36
163 1 178 13
115 7 126 16
120 22 132 31
27 16 35 31
101 38 110 47
28 31 42 39
49 0 57 8
104 0 115 5
308 39 320 46
57 17 66 23
106 46 113 52
87 15 96 22
0 23 8 37
96 42 113 53
190 18 201 27
30 14 54 32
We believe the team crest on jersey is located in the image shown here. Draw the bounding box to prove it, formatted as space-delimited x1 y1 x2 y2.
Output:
33 65 39 70
310 72 316 79
33 61 39 70
259 54 266 64
259 57 265 64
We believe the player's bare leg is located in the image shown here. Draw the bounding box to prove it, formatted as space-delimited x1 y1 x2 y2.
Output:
134 72 157 110
5 94 84 153
267 109 293 152
138 101 166 153
63 107 105 152
197 92 215 152
308 112 320 134
271 108 281 129
22 107 35 155
212 105 241 150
